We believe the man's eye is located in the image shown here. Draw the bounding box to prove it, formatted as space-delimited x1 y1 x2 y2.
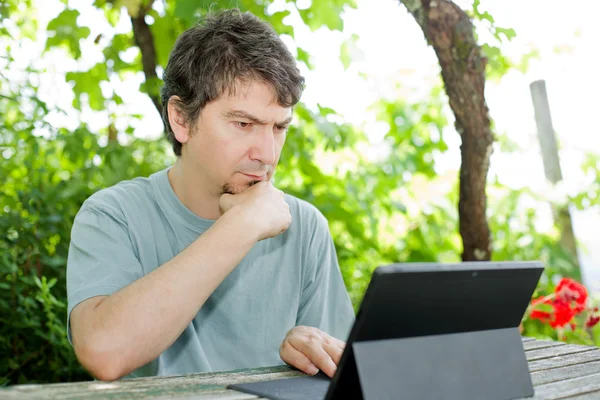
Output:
236 121 252 129
275 126 288 133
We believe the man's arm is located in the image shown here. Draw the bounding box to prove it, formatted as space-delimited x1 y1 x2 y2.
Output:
70 182 290 381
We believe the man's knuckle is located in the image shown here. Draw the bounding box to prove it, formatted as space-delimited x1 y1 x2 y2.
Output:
280 341 290 352
306 333 320 344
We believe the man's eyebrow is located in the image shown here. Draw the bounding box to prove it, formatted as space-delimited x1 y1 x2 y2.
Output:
222 109 292 126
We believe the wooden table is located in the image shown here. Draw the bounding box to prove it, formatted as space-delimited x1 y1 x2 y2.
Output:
3 337 600 399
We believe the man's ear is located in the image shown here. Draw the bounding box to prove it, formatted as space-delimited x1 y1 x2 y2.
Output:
168 96 191 144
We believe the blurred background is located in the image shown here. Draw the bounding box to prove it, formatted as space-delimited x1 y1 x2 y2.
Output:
1 0 599 386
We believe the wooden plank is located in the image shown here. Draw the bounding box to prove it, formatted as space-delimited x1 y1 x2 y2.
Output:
531 360 600 386
0 389 259 400
560 393 600 400
523 340 566 351
151 390 259 400
0 384 232 400
528 372 600 399
0 366 300 399
529 349 600 373
521 336 536 342
528 349 600 372
526 344 597 362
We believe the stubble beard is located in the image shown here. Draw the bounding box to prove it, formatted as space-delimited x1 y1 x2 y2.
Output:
221 180 261 195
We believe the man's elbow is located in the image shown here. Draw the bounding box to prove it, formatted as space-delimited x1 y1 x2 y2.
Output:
87 361 125 382
74 336 129 381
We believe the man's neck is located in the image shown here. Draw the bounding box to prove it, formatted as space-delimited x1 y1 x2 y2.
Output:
167 159 222 220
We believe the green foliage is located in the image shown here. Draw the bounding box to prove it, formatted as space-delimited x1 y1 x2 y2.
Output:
45 9 90 59
0 0 37 39
297 0 356 31
0 54 172 384
340 34 359 70
66 62 109 111
571 152 600 210
468 0 539 80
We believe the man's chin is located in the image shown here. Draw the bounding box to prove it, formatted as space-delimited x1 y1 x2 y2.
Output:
221 180 260 195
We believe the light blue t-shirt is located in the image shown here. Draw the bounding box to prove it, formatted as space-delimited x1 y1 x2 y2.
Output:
66 167 355 378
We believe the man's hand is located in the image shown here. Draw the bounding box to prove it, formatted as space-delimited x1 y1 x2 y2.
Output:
279 326 346 378
219 181 292 241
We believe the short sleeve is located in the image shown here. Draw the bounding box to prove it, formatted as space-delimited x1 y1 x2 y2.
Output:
295 211 355 342
66 202 144 344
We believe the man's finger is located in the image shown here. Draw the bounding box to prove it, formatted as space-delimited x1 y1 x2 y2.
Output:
323 334 345 351
292 337 337 378
323 342 344 365
280 341 319 375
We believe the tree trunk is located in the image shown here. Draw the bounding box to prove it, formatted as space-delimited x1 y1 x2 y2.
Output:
401 0 493 261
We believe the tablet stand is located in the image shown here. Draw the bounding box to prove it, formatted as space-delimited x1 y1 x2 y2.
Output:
343 327 533 400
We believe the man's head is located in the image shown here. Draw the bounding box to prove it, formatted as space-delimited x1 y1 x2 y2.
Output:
161 9 304 195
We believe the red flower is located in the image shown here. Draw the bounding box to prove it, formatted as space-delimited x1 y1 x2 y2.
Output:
556 278 588 312
550 299 576 328
530 310 552 322
586 315 600 328
529 278 589 329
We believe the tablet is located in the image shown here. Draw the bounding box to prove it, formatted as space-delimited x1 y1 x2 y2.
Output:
229 261 545 400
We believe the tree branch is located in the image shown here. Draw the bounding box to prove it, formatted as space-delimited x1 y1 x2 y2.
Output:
102 0 164 129
401 0 493 261
130 8 162 118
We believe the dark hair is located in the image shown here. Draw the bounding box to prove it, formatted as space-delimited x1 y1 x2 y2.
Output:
160 9 305 156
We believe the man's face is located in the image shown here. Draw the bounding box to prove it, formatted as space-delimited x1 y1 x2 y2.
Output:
180 80 292 195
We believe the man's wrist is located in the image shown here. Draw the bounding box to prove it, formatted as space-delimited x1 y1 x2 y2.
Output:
217 205 261 245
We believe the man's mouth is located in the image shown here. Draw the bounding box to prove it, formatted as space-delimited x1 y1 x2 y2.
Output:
240 172 267 180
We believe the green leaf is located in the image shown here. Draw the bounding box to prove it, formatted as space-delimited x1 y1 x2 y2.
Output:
8 359 20 370
103 2 121 27
495 27 516 42
150 13 181 67
139 76 162 98
65 62 108 111
340 34 360 70
479 11 494 24
113 93 123 105
298 0 356 31
481 43 512 81
45 9 91 59
173 0 203 25
297 47 312 69
117 0 141 18
269 10 294 37
103 33 137 73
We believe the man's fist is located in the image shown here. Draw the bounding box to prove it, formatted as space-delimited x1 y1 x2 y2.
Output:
219 182 292 241
279 326 346 378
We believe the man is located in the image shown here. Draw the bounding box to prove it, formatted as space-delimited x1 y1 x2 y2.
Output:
66 9 355 381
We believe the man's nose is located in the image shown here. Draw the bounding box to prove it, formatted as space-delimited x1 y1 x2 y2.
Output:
248 127 276 166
